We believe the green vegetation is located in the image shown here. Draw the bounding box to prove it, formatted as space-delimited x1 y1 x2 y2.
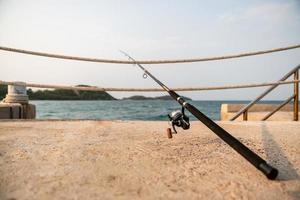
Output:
0 85 192 101
0 85 116 100
0 85 7 100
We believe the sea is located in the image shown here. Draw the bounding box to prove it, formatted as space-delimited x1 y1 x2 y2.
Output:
33 100 282 121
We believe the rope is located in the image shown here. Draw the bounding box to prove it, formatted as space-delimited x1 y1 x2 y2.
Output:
0 80 299 92
0 44 299 64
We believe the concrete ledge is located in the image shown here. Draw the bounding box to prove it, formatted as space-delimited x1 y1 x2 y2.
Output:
0 103 22 119
0 103 36 119
221 104 299 121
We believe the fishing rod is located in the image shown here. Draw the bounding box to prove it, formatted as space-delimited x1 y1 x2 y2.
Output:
120 50 278 180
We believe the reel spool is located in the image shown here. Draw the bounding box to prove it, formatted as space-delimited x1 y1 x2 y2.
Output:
168 107 190 133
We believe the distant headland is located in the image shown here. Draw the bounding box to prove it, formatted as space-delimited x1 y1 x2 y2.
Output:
0 85 192 101
0 85 116 100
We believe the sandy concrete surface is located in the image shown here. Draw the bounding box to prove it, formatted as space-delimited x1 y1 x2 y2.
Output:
0 120 299 200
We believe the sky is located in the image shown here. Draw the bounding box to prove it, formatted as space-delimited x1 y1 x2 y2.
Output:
0 0 299 100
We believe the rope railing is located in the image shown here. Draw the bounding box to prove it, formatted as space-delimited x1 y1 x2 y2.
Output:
0 44 300 64
0 80 299 92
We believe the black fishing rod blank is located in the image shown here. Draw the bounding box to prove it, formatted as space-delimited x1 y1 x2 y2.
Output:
120 51 278 180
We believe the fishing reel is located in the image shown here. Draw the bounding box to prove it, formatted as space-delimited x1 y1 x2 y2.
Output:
168 107 190 133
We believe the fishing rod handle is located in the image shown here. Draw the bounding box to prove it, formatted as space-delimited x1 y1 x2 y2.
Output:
168 90 278 180
258 162 279 180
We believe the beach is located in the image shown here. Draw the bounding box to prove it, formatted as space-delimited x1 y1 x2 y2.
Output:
0 120 299 199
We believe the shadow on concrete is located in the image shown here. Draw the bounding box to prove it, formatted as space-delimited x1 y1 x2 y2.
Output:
261 123 299 181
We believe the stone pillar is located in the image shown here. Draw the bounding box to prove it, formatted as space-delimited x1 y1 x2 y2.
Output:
4 83 29 104
0 83 36 119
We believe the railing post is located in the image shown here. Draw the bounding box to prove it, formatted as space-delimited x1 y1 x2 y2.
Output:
243 110 248 121
294 70 299 121
230 64 300 121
